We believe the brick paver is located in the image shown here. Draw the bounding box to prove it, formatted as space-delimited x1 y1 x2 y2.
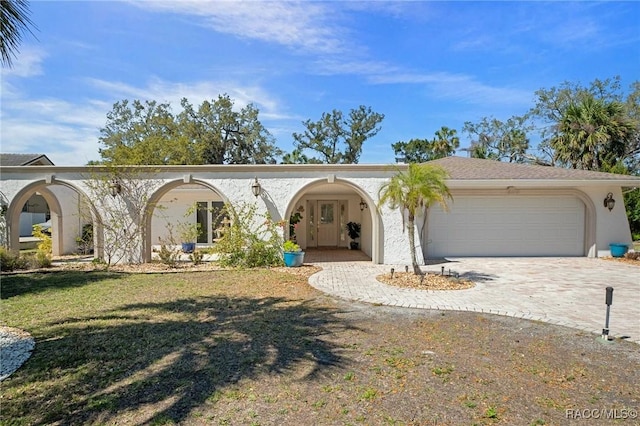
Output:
306 252 640 344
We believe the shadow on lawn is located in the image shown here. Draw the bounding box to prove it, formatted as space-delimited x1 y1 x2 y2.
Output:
0 271 126 299
6 295 356 425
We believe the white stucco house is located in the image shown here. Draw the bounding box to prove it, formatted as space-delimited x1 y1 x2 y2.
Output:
0 156 637 264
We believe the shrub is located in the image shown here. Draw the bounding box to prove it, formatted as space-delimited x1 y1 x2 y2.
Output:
157 231 180 267
0 247 29 271
33 250 52 268
283 240 301 252
625 251 640 260
158 244 180 267
32 225 52 253
76 224 93 254
32 225 52 269
189 249 204 265
213 203 284 268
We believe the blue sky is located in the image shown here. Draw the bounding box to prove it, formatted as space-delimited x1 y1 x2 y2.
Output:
1 1 638 165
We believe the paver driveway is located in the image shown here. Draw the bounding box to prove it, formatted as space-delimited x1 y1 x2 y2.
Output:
307 256 640 344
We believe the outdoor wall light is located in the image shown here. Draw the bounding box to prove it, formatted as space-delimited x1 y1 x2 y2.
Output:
251 177 262 197
603 192 615 211
109 179 122 198
359 199 368 211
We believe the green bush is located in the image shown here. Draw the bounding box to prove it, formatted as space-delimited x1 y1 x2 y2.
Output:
158 243 180 267
189 249 204 265
0 247 29 271
32 225 52 268
283 240 301 252
213 203 284 268
33 250 53 268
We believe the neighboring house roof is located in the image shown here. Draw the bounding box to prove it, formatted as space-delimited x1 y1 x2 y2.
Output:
429 156 640 182
0 153 54 166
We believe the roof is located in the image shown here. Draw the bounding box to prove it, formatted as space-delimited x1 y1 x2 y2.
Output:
0 153 54 166
428 156 640 182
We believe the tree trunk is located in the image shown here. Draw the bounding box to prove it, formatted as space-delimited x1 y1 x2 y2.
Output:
407 215 420 275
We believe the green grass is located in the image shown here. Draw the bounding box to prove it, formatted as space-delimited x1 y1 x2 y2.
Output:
1 269 338 425
2 268 639 426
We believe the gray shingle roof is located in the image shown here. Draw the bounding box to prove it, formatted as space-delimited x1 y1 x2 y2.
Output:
428 156 640 181
0 153 54 166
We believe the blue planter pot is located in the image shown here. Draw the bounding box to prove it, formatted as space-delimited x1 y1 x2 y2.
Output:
609 243 628 258
182 242 196 253
283 251 305 267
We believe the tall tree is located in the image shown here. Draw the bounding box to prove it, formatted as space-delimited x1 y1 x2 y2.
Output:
392 126 460 163
462 116 531 163
98 96 280 165
530 76 639 169
378 164 450 274
550 95 635 170
281 148 314 164
179 96 281 165
291 106 384 164
391 138 433 163
1 0 37 68
531 77 640 238
99 100 194 165
432 126 460 158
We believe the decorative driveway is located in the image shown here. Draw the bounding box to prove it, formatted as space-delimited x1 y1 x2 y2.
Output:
306 253 640 344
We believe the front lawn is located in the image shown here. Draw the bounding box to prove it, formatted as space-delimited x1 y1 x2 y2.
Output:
1 269 638 425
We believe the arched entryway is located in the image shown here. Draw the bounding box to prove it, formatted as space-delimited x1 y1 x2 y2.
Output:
143 179 228 262
284 178 382 263
6 180 99 257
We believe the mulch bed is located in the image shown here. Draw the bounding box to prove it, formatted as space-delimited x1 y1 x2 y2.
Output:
603 256 640 266
377 271 475 290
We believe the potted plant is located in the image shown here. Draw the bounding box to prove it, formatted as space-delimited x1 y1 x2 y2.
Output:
346 222 361 250
283 239 305 267
178 222 201 253
609 243 629 258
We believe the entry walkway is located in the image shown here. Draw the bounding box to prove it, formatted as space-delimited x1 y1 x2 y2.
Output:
306 251 640 344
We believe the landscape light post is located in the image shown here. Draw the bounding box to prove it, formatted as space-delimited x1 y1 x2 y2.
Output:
602 286 614 340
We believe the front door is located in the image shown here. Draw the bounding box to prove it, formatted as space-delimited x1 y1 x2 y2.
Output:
317 201 338 246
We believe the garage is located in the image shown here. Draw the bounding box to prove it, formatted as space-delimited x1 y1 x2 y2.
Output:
427 195 586 257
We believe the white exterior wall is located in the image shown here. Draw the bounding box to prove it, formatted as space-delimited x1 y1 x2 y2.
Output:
0 165 636 264
48 185 84 256
151 187 224 244
578 186 634 257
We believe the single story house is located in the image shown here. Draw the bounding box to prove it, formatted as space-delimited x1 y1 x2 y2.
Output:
0 156 637 264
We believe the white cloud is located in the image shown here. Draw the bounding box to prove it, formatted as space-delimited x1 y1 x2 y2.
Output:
0 45 47 78
131 1 349 55
86 76 290 119
1 75 297 165
313 58 402 77
368 71 532 108
1 94 107 165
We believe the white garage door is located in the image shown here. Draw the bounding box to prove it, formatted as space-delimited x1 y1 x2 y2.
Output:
427 195 585 257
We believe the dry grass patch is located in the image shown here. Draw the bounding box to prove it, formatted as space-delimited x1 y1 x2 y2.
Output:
1 267 638 426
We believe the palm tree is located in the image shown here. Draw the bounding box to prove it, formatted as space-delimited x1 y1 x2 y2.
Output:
378 163 451 274
551 95 635 170
431 126 460 159
1 0 37 68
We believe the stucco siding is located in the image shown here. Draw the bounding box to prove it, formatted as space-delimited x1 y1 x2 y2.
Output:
1 163 637 264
